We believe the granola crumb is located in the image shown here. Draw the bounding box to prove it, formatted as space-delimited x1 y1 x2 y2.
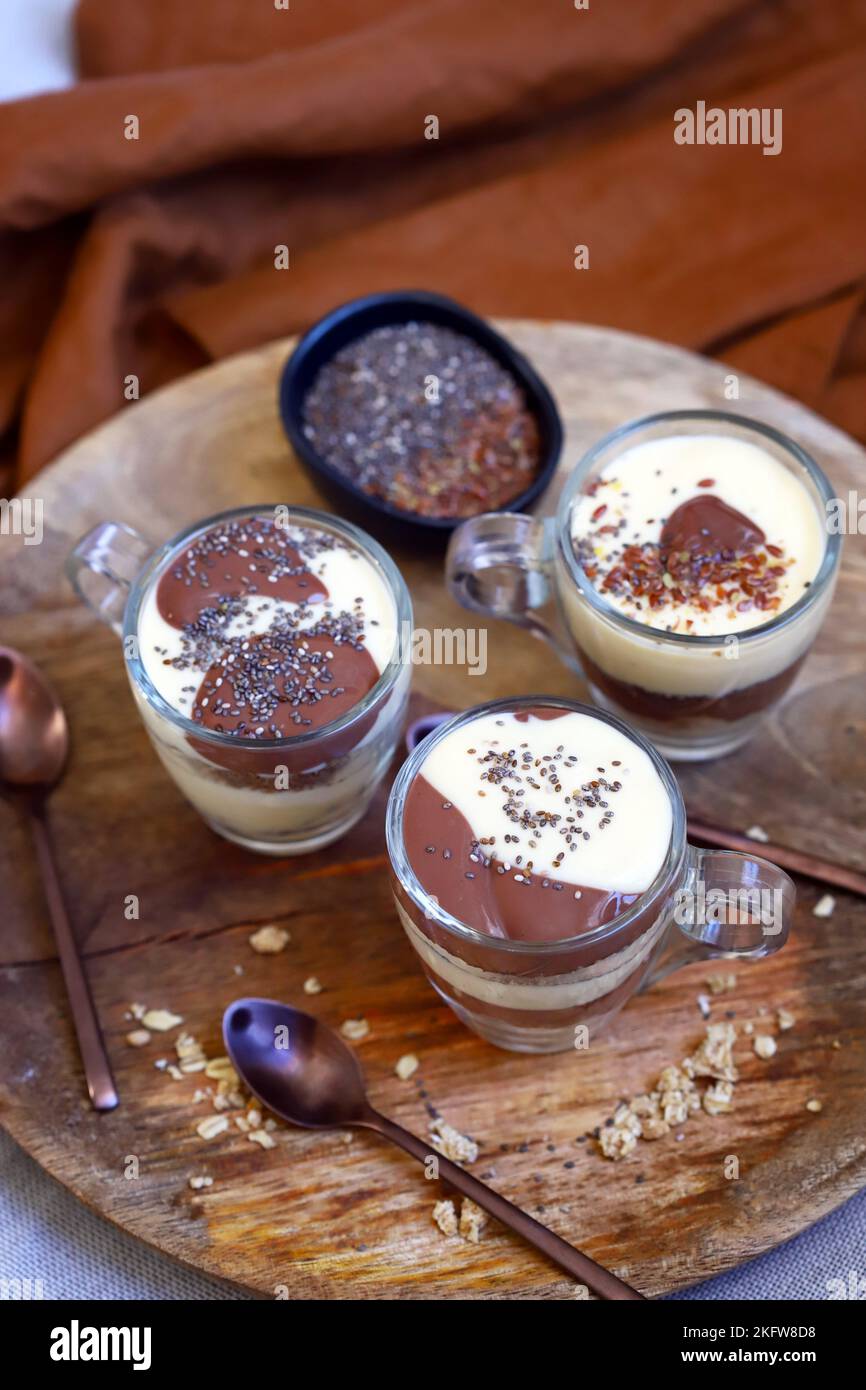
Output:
432 1199 458 1236
248 1129 276 1149
703 1080 735 1115
753 1035 777 1060
745 825 769 843
204 1056 239 1078
175 1033 206 1071
196 1115 230 1141
340 1018 370 1042
129 1002 147 1020
204 1056 237 1082
706 973 737 996
395 1053 419 1080
188 1175 213 1191
166 1064 183 1081
142 1008 183 1032
686 1022 738 1083
598 1022 741 1159
125 1029 151 1047
813 894 836 919
598 1107 641 1160
430 1118 478 1165
249 924 290 954
459 1198 488 1243
806 1098 823 1113
777 1008 795 1031
303 976 322 995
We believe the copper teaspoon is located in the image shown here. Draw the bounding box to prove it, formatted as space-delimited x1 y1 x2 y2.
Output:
224 998 645 1299
0 646 118 1110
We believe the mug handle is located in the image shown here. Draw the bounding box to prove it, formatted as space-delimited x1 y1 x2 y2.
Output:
645 844 795 987
445 511 583 676
66 522 153 637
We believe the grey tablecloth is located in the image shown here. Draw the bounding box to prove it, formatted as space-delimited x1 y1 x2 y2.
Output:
2 1128 863 1300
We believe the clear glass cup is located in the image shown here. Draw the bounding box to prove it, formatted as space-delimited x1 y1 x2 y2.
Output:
386 696 795 1053
67 505 413 855
446 411 841 760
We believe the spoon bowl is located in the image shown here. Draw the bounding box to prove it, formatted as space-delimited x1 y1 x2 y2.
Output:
224 999 369 1128
0 646 69 789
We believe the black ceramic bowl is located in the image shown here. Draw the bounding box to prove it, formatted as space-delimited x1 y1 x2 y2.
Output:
278 290 563 545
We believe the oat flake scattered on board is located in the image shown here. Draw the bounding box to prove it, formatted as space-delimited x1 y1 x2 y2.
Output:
196 1115 230 1141
340 1018 370 1041
745 825 770 843
432 1199 458 1237
753 1035 777 1060
459 1198 488 1244
303 976 323 995
249 925 290 954
430 1118 478 1165
395 1053 419 1080
142 1008 183 1032
813 894 836 919
125 1029 151 1047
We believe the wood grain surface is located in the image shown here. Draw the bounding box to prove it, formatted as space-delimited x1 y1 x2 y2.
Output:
1 321 864 1300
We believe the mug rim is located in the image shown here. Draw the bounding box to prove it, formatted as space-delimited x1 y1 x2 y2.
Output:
385 694 688 956
556 409 842 649
123 503 413 750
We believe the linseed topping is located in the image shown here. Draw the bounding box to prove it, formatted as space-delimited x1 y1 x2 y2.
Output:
302 321 541 518
576 491 791 628
568 434 825 638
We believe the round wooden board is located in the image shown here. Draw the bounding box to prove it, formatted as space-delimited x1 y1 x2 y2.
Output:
2 321 865 1301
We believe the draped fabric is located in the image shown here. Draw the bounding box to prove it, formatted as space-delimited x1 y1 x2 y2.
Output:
1 0 864 492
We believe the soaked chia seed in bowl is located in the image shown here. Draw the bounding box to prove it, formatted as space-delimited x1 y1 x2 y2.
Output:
301 321 541 518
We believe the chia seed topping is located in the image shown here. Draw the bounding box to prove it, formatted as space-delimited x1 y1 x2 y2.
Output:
302 321 541 518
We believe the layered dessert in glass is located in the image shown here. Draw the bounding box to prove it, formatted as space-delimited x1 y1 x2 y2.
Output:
388 698 686 1052
129 507 411 853
558 413 840 758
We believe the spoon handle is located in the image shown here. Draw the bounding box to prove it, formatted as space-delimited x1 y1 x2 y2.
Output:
30 807 119 1112
367 1109 645 1299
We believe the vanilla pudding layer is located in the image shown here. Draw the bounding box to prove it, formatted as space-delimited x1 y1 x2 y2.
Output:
398 706 674 1013
133 515 401 838
565 434 829 698
414 708 671 895
132 674 408 839
396 899 669 1010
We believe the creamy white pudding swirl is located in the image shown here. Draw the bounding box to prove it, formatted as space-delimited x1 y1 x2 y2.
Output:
570 434 824 636
139 515 396 728
132 513 401 845
403 708 672 942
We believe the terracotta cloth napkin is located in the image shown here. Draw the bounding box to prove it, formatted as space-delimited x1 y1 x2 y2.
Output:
1 0 865 492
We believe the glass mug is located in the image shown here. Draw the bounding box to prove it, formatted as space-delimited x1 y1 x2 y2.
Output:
446 411 841 760
386 697 794 1054
67 505 413 855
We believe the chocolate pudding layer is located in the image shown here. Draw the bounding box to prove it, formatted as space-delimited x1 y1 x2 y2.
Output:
580 650 807 724
563 434 827 725
144 516 390 744
133 511 407 851
394 705 677 1040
